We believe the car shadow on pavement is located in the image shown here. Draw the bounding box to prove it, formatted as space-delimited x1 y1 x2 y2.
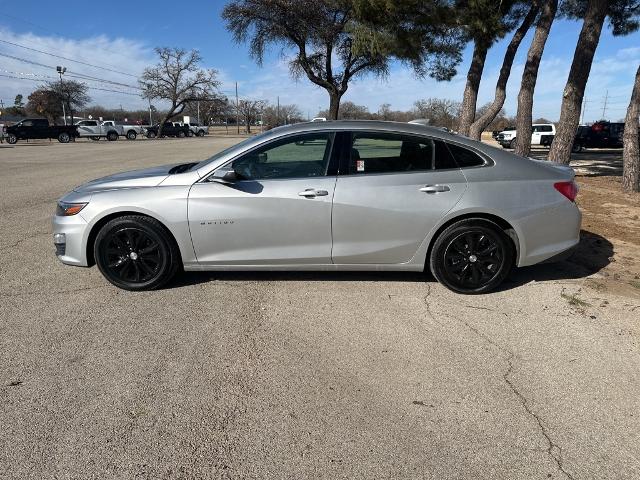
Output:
171 230 612 292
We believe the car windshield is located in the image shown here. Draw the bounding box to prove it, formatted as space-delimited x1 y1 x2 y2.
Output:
188 131 272 172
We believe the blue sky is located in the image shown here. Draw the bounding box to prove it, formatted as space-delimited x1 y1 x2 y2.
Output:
1 0 639 121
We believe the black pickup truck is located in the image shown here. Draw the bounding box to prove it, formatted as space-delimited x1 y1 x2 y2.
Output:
145 122 190 138
3 118 78 144
573 121 627 152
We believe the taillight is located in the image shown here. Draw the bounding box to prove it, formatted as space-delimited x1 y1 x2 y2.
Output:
554 181 578 202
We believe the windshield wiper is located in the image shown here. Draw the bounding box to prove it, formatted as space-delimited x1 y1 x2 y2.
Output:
168 162 198 174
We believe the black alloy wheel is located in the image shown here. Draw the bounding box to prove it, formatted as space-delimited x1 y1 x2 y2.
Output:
94 215 180 290
430 219 514 294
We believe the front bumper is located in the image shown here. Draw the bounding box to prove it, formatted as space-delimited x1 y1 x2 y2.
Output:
52 213 90 266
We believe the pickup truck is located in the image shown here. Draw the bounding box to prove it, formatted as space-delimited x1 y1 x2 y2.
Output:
496 123 556 149
183 122 208 137
572 121 630 152
3 118 78 144
75 120 145 141
145 122 190 138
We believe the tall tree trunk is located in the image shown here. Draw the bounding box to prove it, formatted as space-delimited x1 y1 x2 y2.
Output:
622 65 640 193
548 0 607 164
514 0 557 157
458 40 489 136
469 4 539 140
328 90 342 120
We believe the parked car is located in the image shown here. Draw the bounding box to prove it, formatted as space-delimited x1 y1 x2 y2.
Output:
4 118 78 144
53 121 580 294
75 120 144 141
102 121 146 140
183 122 208 137
497 123 556 149
572 121 628 152
492 126 514 140
145 122 190 138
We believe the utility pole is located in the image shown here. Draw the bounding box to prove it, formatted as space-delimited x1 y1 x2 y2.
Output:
56 66 67 125
235 82 240 135
580 96 587 124
602 90 609 119
197 101 200 124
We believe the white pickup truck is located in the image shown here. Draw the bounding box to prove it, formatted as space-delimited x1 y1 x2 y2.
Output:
183 122 208 137
496 123 555 149
75 120 146 141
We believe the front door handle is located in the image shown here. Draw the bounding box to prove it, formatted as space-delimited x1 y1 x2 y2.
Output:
420 185 451 194
298 188 329 198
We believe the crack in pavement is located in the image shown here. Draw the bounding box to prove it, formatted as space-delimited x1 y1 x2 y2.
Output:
0 231 50 252
434 307 575 479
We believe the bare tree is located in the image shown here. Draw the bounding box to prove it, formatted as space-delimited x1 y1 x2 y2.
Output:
623 65 640 192
549 0 640 164
513 0 558 157
222 0 394 120
140 47 220 137
45 80 90 125
236 99 267 133
469 2 539 140
414 98 461 131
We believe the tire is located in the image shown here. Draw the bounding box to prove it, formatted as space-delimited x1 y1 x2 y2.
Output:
177 131 186 138
94 215 181 291
7 133 17 144
571 142 582 153
58 132 71 143
508 138 516 149
126 130 137 140
429 219 515 294
146 131 157 139
107 132 118 142
187 130 194 137
90 136 101 141
197 130 205 137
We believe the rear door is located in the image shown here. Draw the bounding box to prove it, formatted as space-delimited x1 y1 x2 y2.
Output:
331 131 468 264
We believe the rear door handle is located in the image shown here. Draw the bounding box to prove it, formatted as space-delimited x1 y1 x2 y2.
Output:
298 188 329 197
420 185 451 193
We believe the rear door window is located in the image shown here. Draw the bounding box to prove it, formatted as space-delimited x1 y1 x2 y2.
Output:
445 143 486 168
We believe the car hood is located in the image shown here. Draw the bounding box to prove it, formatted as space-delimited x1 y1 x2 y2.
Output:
73 164 178 193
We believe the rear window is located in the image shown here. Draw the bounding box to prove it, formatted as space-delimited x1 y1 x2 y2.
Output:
446 143 486 168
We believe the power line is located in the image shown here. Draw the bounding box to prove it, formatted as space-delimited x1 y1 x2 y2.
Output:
0 73 140 96
0 38 138 77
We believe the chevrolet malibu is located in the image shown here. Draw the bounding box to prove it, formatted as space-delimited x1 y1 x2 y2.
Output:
53 121 581 294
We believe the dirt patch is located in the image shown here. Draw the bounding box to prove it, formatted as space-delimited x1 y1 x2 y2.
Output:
574 176 640 299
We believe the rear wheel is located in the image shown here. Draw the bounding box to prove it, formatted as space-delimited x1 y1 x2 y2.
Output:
58 132 70 143
146 131 157 139
197 130 205 137
571 142 582 153
430 219 514 294
177 130 186 138
94 215 180 291
126 130 137 140
7 133 17 144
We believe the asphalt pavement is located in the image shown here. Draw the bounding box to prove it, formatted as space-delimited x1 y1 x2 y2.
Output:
1 137 639 479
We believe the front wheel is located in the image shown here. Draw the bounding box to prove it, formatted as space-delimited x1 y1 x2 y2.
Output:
429 219 514 294
58 132 70 143
508 138 516 149
571 142 582 153
7 133 17 144
106 132 118 141
146 131 157 139
197 130 206 137
94 215 181 291
177 131 186 138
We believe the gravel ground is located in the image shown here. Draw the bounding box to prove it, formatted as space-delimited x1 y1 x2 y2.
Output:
1 137 639 479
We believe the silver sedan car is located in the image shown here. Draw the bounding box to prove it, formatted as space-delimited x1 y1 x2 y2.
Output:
53 121 581 294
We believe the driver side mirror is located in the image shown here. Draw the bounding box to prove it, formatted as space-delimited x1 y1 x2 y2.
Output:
210 166 238 183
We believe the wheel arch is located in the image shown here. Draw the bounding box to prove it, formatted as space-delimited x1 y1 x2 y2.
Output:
86 211 182 267
424 212 520 270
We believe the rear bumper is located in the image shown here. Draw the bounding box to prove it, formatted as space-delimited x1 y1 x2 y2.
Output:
52 214 90 266
517 201 582 267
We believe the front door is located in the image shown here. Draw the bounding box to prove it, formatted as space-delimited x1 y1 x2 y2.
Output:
189 132 337 265
331 132 467 264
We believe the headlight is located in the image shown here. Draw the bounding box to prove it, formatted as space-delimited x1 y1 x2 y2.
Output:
56 202 88 216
